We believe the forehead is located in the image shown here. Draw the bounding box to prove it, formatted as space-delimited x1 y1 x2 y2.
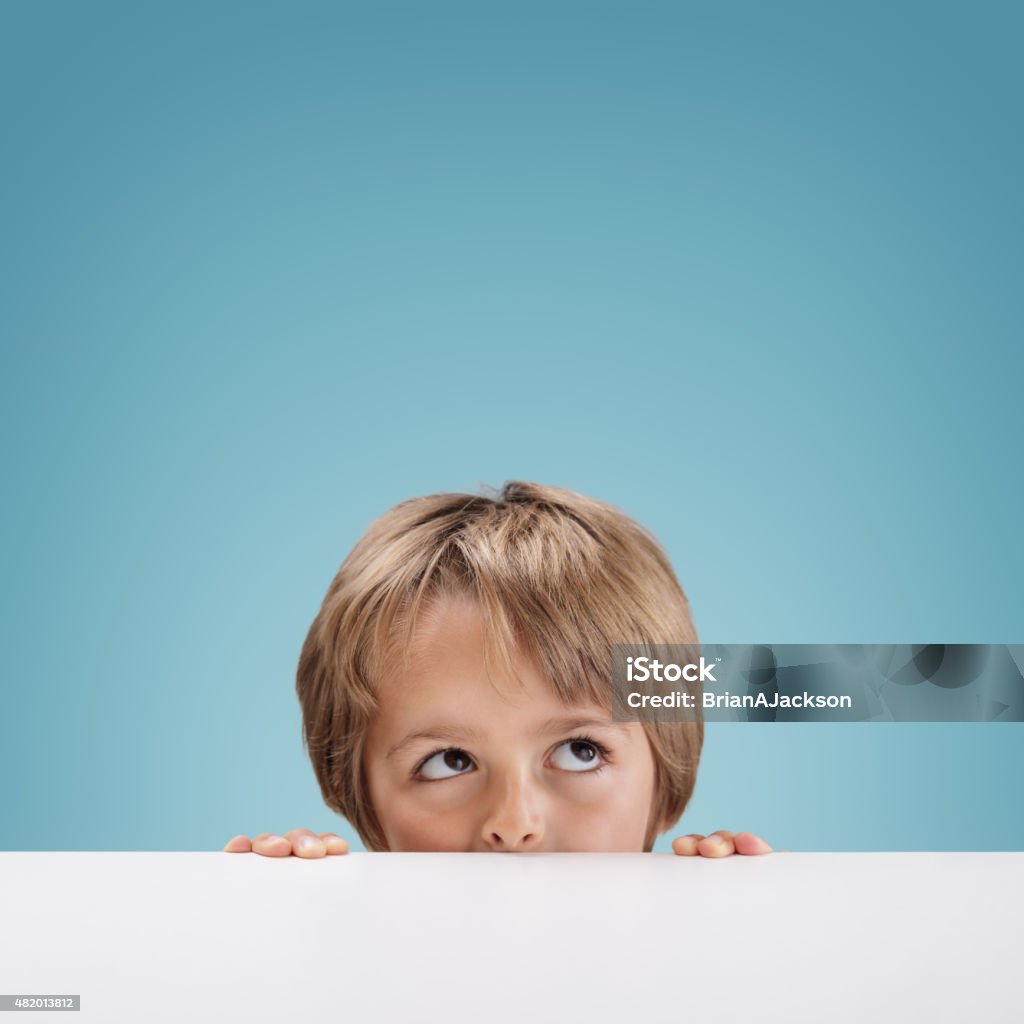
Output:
375 595 598 719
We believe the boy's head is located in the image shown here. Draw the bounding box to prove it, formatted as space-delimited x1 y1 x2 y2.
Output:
296 481 702 851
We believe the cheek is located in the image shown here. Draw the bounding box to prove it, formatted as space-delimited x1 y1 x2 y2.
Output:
370 774 483 852
549 772 653 850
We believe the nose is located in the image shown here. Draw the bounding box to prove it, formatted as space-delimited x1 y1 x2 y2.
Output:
481 773 545 852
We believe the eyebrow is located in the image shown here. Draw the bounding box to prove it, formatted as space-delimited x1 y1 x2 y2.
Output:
534 716 633 739
386 717 631 760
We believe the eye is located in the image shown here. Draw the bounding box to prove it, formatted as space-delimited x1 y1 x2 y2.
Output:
417 748 476 781
550 738 605 773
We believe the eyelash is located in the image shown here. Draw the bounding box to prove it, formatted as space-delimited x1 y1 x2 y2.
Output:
411 735 614 781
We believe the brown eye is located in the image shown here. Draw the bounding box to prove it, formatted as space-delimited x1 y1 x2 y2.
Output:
551 739 604 772
443 749 471 772
418 748 475 780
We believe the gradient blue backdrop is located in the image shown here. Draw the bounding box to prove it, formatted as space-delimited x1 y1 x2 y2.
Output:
2 1 1021 851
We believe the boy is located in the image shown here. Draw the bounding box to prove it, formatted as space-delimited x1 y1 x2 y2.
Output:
225 481 772 858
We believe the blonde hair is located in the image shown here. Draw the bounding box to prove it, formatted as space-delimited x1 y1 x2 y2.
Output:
296 481 703 850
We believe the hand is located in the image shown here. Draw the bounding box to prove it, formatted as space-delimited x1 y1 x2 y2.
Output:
223 828 349 858
671 829 772 857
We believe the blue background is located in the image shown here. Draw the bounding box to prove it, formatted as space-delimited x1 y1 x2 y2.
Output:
2 1 1021 852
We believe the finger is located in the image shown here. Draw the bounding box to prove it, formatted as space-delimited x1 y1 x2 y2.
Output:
734 832 773 855
252 834 292 857
319 833 349 855
671 834 706 856
284 829 319 841
285 829 327 859
698 831 736 857
223 835 252 853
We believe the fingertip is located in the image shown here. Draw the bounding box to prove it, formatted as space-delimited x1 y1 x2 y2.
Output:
223 835 251 853
293 835 328 859
698 834 734 858
320 833 349 855
253 834 291 858
672 835 699 856
735 832 774 855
